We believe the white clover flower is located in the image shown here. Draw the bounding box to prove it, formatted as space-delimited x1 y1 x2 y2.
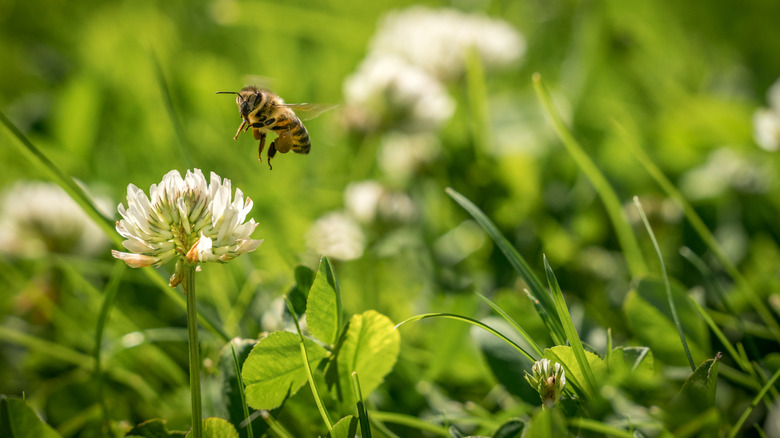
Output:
343 54 455 133
370 6 525 79
345 181 385 224
0 181 110 257
754 78 780 151
344 180 417 225
680 148 772 200
112 169 262 286
378 131 441 181
306 212 365 261
524 358 566 408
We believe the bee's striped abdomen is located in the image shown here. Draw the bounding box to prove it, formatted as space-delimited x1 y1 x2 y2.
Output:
289 118 311 154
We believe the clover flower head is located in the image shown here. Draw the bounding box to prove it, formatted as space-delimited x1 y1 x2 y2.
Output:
754 78 780 152
524 358 566 408
0 181 110 257
344 180 417 225
371 6 525 79
306 211 365 261
343 54 455 133
112 169 262 286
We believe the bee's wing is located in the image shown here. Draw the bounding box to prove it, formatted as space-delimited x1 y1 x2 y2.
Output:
280 103 338 121
242 75 274 89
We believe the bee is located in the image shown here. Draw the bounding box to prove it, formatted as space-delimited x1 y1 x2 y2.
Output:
217 86 333 169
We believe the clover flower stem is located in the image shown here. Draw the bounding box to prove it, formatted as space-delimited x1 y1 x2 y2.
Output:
184 264 203 438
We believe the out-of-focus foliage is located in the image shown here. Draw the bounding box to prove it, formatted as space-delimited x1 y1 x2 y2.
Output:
2 0 780 436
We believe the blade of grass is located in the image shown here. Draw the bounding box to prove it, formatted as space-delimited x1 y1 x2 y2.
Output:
368 411 449 437
543 256 598 398
728 366 780 438
445 187 566 344
465 46 492 157
568 418 634 438
633 197 695 371
351 372 372 438
367 416 402 438
259 410 295 438
152 52 194 169
395 313 535 363
679 247 762 360
688 299 757 387
230 343 255 438
94 260 127 424
532 73 647 278
475 292 543 358
285 297 333 430
614 120 780 343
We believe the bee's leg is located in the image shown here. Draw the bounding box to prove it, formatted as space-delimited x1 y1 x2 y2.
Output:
267 142 277 170
257 132 267 162
233 120 247 140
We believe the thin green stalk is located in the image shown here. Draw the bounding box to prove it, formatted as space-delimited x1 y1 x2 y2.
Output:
679 247 762 360
395 313 536 363
152 53 194 169
368 411 449 436
568 418 634 438
728 366 780 438
184 265 203 438
367 416 401 438
633 197 695 371
231 343 254 438
259 410 295 438
475 292 544 358
532 73 647 278
94 261 127 424
351 372 372 438
466 46 492 156
614 120 780 342
544 256 598 398
688 299 756 386
285 297 333 430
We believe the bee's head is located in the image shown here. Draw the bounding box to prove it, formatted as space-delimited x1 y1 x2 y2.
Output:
217 87 265 119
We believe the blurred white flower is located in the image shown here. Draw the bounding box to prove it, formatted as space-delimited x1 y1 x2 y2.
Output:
371 6 525 79
680 148 772 200
754 78 780 151
306 212 365 261
378 131 441 181
343 54 455 132
112 169 262 286
524 358 566 408
0 181 110 257
344 180 417 225
345 181 384 224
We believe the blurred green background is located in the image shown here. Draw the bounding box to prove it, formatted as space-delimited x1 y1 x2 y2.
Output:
2 0 780 436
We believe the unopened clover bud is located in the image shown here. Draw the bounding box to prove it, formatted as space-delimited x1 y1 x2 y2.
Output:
524 358 566 408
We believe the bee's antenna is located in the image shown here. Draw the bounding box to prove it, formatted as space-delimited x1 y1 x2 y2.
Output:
216 91 239 95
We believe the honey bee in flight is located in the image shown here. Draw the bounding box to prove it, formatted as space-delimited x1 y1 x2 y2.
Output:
217 86 333 169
